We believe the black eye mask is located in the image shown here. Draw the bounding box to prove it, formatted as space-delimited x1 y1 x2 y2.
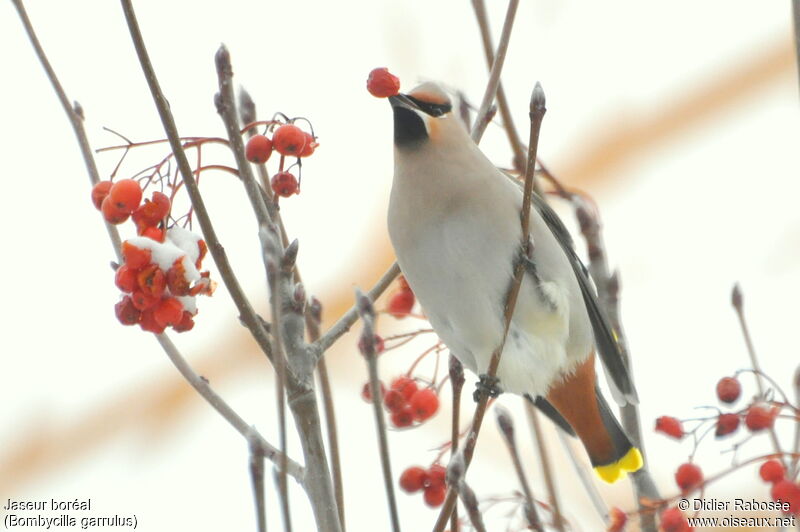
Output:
405 95 452 117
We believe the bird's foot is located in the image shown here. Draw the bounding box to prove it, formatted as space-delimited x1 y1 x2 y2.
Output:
520 254 559 312
473 374 503 402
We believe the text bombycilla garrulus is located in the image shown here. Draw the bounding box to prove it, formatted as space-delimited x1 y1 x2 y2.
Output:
386 81 642 483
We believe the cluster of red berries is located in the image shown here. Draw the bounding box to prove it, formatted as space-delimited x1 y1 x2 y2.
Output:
367 67 401 98
760 459 800 515
244 123 318 199
387 276 416 318
398 463 447 507
114 232 213 334
91 176 216 333
362 376 440 428
655 376 781 441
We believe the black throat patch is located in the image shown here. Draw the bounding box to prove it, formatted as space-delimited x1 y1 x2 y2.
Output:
393 106 427 148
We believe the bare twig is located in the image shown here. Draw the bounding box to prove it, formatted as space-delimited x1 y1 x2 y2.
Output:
238 89 346 530
315 262 401 354
496 405 543 531
524 402 564 531
449 356 465 532
433 82 546 532
792 366 800 478
470 0 520 143
732 284 785 465
446 456 486 532
571 193 660 531
470 0 527 172
11 0 123 261
356 290 401 532
470 105 498 145
262 227 293 532
118 0 274 363
154 334 303 480
307 298 346 530
793 0 800 95
249 435 267 532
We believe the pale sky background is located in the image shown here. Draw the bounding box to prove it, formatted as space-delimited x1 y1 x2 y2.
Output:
1 1 798 531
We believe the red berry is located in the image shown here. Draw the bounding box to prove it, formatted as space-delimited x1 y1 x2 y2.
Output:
367 67 401 98
142 226 165 242
771 480 800 514
299 132 317 158
172 311 195 333
423 485 446 508
655 416 684 439
246 134 273 163
137 264 166 298
154 297 184 328
166 260 191 297
387 289 415 317
383 389 406 412
122 241 152 270
410 388 439 421
608 507 627 532
390 376 418 401
139 308 166 334
101 196 130 224
745 404 777 431
131 290 159 311
399 466 427 493
660 508 690 532
361 381 386 403
272 124 307 156
716 376 741 403
114 296 141 326
760 459 786 483
675 463 703 493
91 180 113 210
715 413 740 437
271 171 299 198
390 404 414 428
426 464 446 489
108 179 143 213
114 265 138 293
134 191 171 227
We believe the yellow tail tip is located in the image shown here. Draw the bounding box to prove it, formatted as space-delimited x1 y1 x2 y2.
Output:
594 448 644 484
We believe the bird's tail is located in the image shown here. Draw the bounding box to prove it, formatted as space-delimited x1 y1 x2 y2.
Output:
546 356 643 483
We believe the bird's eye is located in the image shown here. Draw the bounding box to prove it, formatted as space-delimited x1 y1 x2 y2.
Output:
406 95 451 117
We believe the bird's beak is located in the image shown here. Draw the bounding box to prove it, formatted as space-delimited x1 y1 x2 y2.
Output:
388 93 420 112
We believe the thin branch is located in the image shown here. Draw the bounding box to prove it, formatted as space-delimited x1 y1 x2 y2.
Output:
449 356 465 532
315 262 401 354
118 0 274 364
496 406 543 531
470 0 528 172
732 284 785 465
262 227 293 532
524 402 564 532
239 88 346 531
793 0 800 95
249 436 267 532
154 334 303 481
470 0 520 143
307 298 346 530
11 0 122 261
792 365 800 477
356 290 401 532
571 190 660 531
432 82 546 532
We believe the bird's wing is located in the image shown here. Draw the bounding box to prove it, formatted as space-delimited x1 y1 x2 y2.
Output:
531 193 639 406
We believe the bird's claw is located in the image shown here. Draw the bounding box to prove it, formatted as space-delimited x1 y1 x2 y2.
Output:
473 374 502 402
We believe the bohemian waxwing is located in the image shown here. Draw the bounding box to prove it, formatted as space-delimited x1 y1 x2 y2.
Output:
386 81 642 483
